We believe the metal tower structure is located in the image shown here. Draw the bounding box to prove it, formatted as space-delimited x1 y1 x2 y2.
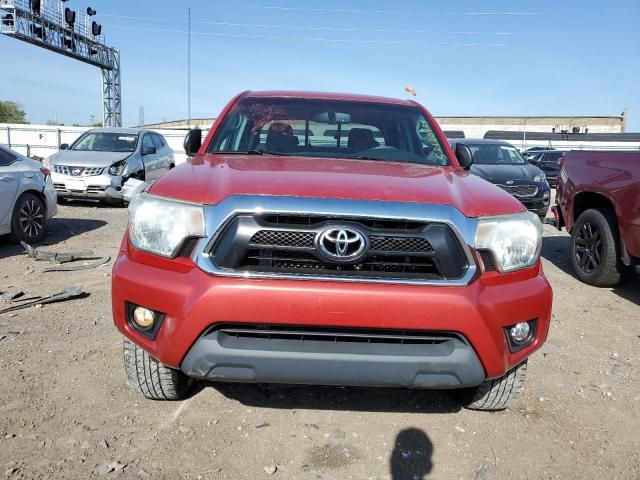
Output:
0 0 121 126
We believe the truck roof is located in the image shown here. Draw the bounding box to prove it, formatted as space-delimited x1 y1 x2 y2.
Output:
244 90 417 107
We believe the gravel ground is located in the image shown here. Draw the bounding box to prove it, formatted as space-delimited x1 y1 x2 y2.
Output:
1 199 639 480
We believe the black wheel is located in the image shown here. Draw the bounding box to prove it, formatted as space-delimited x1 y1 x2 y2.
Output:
123 338 191 400
10 192 46 244
571 208 622 287
458 360 528 411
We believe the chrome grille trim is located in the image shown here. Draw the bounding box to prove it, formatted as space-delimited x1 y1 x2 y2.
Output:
53 165 104 176
193 195 479 286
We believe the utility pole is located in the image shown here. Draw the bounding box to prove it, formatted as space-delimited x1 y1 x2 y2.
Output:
187 7 191 128
90 114 95 125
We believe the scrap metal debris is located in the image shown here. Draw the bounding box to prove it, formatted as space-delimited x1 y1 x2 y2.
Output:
0 286 88 314
0 288 24 304
21 242 110 272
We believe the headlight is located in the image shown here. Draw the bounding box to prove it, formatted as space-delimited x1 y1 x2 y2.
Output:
533 174 545 182
476 211 542 272
109 159 127 176
128 193 204 257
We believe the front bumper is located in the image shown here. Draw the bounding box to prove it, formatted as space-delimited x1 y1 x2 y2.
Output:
112 249 553 386
182 328 485 388
51 171 123 201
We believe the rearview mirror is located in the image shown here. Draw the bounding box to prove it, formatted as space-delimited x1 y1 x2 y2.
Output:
455 143 473 170
142 146 156 156
184 128 202 156
59 143 69 150
311 112 351 124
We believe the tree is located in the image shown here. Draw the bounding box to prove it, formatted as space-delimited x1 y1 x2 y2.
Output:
91 122 103 127
0 101 27 123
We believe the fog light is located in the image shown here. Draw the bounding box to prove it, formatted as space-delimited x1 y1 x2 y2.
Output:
510 322 531 343
543 191 550 199
133 307 155 329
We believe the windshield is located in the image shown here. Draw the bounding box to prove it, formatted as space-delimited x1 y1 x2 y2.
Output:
71 132 139 152
208 98 450 166
467 144 526 165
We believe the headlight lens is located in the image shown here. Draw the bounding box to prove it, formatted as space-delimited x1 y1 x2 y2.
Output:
109 159 127 176
476 211 542 272
533 174 545 182
128 193 204 257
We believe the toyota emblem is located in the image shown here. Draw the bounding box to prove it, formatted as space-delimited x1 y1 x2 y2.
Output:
317 227 367 262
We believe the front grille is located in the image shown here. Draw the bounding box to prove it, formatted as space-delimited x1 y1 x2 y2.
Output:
250 230 315 248
210 214 468 281
53 183 67 192
86 185 106 194
498 184 538 197
210 323 464 346
54 165 103 176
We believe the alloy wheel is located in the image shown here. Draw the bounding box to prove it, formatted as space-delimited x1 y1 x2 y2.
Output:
574 221 602 273
19 199 44 240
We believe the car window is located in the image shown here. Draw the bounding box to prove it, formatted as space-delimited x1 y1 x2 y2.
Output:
544 152 563 162
142 134 155 150
467 144 526 165
208 98 450 166
71 132 138 152
0 147 18 166
152 134 165 149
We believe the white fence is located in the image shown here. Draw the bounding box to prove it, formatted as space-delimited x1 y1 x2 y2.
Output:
0 124 205 165
1 124 638 163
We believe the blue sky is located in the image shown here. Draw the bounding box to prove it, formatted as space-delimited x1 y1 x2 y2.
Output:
1 0 639 130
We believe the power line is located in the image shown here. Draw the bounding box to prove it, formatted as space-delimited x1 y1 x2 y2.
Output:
144 1 640 16
106 24 510 47
101 14 640 36
147 0 399 14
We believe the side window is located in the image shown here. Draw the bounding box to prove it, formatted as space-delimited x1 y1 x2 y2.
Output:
152 134 165 149
142 134 155 151
416 120 448 165
0 148 18 167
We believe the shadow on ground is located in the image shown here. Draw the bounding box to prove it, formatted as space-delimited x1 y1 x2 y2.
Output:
390 428 433 480
0 217 107 260
542 235 640 306
208 382 462 414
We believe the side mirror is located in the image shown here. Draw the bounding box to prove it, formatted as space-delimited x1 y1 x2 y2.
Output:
59 143 69 150
455 143 473 170
184 128 202 157
142 146 156 156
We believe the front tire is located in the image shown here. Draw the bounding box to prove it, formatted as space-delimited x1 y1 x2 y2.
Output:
123 338 191 400
458 360 528 411
10 192 47 244
571 208 623 287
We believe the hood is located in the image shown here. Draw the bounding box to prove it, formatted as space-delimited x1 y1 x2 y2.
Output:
49 150 133 167
149 154 525 218
470 163 543 182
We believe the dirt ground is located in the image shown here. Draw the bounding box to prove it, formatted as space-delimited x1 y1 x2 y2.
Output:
1 199 639 480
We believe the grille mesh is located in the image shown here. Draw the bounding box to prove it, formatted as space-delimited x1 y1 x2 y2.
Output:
498 184 538 197
370 235 432 253
250 230 315 248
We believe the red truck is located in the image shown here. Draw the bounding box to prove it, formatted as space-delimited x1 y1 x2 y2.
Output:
112 91 552 410
553 150 640 287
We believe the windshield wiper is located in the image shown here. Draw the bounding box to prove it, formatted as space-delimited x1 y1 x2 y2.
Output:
246 149 291 156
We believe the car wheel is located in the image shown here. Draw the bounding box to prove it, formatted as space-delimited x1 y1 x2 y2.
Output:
123 338 192 400
457 360 527 411
571 208 623 287
10 192 47 244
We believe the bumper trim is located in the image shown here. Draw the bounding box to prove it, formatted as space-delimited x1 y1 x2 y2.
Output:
180 329 486 388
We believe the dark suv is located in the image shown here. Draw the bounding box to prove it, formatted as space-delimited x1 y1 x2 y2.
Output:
526 150 566 187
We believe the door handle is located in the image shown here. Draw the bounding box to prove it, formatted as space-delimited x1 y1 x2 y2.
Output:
0 175 15 181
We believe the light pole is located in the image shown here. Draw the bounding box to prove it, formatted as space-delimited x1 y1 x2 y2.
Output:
187 7 191 128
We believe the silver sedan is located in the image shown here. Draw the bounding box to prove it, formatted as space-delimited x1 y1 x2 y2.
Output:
48 127 174 204
0 144 57 243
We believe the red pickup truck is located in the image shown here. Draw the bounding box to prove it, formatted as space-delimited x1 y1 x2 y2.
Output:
112 91 552 410
553 150 640 286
